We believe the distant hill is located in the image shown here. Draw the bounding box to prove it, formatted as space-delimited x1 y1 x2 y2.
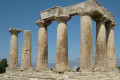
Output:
18 58 120 68
69 58 80 68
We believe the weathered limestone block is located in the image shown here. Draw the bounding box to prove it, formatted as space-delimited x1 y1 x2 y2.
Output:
9 28 22 68
106 23 116 68
36 19 51 69
80 15 94 69
55 15 70 71
40 1 114 23
95 21 107 68
21 30 31 69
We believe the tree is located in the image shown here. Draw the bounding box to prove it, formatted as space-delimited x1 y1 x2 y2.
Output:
117 66 120 70
0 58 8 73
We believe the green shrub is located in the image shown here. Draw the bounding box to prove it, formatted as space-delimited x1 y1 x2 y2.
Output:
0 58 8 73
117 66 120 70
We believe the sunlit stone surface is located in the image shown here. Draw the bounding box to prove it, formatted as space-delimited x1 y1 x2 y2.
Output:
9 28 21 68
80 15 94 69
21 30 31 70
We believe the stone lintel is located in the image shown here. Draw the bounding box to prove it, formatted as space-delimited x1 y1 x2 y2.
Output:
36 19 52 27
40 6 63 20
40 6 61 14
40 1 115 25
9 28 22 34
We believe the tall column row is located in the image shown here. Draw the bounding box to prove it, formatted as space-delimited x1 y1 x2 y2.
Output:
9 16 116 71
36 15 70 71
95 21 116 69
80 15 116 70
9 29 32 70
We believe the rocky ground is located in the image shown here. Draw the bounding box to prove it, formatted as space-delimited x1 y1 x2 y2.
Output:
0 68 120 80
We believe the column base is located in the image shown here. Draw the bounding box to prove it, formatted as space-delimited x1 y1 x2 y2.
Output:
36 68 50 72
6 67 21 73
79 68 94 72
53 68 71 73
20 67 33 71
93 68 118 72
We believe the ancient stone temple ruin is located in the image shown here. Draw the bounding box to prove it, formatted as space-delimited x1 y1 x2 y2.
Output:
1 0 120 80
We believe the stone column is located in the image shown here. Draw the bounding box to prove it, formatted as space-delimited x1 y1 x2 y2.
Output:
80 15 94 69
21 30 31 70
95 21 107 68
106 22 116 68
9 28 22 68
55 15 70 71
36 19 51 70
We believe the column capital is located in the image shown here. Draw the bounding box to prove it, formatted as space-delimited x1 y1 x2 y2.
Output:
9 28 22 34
92 15 109 23
78 12 88 16
54 14 71 22
36 19 52 27
106 22 116 28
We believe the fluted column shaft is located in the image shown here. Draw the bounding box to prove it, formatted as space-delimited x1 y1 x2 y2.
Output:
9 28 21 68
95 21 107 68
36 20 51 69
56 21 68 70
80 15 94 69
55 15 70 71
9 33 18 68
106 24 116 68
21 30 31 69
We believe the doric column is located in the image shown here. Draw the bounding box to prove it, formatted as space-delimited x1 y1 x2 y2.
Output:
55 15 70 71
9 28 22 68
80 15 94 69
106 22 116 68
21 30 31 70
36 19 51 70
95 21 107 68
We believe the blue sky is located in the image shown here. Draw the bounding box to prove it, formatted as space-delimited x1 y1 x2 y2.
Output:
0 0 120 64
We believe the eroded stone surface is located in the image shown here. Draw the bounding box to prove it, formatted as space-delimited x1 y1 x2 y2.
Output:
36 19 52 27
36 20 51 69
7 0 118 80
21 30 31 70
9 28 22 33
9 28 22 68
40 0 114 24
95 22 107 68
55 15 70 71
80 15 94 69
106 24 116 69
1 70 120 80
